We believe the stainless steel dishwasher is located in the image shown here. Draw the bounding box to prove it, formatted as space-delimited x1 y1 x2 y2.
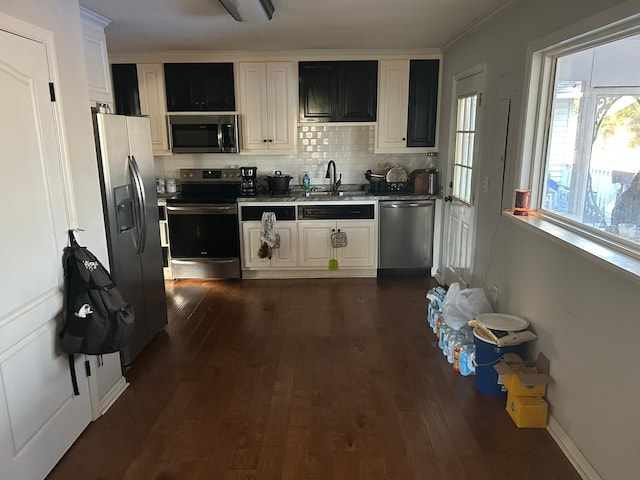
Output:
378 200 435 275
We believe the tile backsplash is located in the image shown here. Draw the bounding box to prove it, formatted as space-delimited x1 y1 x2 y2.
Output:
154 125 438 187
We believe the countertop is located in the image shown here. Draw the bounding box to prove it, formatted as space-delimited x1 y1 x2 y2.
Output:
239 185 441 202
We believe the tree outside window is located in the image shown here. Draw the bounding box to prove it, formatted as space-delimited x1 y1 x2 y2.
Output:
541 35 640 244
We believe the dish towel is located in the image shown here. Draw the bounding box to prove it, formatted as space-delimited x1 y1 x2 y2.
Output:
259 212 276 259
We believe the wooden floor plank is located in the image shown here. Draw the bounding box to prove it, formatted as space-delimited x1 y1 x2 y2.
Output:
46 277 582 480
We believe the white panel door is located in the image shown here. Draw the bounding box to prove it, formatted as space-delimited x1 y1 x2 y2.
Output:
137 64 170 154
376 60 409 151
298 222 333 267
271 223 298 268
443 67 485 288
337 221 376 267
266 62 296 151
238 62 269 151
0 29 92 480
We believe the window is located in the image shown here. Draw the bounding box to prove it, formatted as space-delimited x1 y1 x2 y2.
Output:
527 27 640 252
453 93 478 204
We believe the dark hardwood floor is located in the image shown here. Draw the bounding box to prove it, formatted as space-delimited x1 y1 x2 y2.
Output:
47 278 580 480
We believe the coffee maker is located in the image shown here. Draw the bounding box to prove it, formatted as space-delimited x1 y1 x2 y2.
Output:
240 166 258 196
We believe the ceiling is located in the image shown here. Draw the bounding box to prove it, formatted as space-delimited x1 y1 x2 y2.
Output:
79 0 518 56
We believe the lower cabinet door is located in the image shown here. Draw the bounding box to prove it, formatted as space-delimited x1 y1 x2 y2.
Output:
242 222 298 269
270 224 297 268
298 222 334 268
337 221 376 267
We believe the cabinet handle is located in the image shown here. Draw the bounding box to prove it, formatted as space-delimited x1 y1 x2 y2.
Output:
263 139 268 143
269 139 273 143
402 137 406 141
444 195 453 202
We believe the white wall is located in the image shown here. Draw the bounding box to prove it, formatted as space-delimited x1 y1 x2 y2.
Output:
439 1 640 479
1 0 108 264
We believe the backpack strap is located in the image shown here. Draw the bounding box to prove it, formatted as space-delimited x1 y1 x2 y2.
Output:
68 229 79 247
68 353 79 396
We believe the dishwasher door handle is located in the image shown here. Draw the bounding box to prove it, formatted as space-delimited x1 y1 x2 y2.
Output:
381 201 434 208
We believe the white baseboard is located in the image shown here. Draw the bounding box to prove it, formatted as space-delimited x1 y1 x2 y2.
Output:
97 377 129 417
546 415 603 480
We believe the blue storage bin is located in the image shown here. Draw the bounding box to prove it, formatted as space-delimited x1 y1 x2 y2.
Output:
473 329 526 396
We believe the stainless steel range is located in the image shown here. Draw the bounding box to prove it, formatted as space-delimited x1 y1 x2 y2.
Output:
166 168 241 279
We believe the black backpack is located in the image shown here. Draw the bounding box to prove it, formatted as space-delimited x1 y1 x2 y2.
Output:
60 230 134 394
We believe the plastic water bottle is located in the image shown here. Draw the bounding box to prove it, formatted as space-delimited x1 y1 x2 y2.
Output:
302 172 311 191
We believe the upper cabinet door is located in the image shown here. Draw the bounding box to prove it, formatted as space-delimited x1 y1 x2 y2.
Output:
266 62 297 151
299 61 377 122
111 64 141 115
164 63 236 111
137 64 170 154
407 59 439 148
299 62 335 122
337 61 377 122
80 7 113 108
238 61 297 154
376 60 410 150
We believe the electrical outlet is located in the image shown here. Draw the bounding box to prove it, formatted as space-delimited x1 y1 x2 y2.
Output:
488 284 499 304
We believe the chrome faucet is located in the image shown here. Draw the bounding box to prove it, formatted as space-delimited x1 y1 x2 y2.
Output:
325 160 341 193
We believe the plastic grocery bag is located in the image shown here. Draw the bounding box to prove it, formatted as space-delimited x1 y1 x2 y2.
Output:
442 282 493 330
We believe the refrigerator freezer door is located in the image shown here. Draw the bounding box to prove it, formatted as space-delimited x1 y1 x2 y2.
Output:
125 116 168 364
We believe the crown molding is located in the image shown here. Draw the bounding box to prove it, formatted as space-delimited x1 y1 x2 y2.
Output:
109 48 442 64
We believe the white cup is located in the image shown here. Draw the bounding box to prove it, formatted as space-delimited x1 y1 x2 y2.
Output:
165 178 177 193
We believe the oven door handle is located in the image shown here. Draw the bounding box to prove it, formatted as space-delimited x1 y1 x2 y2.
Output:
166 205 237 214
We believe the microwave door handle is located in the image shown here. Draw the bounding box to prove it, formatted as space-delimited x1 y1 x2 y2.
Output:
167 117 174 152
217 121 224 152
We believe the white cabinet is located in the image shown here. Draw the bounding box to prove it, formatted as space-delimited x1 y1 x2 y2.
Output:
238 62 297 154
376 59 440 153
80 7 113 109
137 64 170 155
376 60 410 152
242 222 298 268
298 220 376 269
87 354 129 420
158 199 172 278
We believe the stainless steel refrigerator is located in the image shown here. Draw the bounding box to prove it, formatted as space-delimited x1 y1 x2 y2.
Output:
92 111 168 368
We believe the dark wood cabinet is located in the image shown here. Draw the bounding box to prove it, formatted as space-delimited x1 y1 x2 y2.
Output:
111 64 140 115
407 59 439 147
299 61 377 122
164 63 235 112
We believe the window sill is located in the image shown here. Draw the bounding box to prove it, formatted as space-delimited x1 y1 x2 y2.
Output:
503 210 640 282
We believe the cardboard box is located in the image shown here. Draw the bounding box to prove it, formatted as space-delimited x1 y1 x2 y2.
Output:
506 392 549 428
494 352 553 397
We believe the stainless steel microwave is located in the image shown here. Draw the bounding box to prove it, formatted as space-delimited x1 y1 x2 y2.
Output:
168 114 239 154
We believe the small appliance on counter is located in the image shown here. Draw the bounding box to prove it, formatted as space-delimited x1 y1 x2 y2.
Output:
240 166 258 196
265 170 293 194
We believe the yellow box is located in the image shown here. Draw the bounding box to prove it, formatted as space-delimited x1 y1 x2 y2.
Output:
494 353 553 397
505 392 548 428
503 372 548 397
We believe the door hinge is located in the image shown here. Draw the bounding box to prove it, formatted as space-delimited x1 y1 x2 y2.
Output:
478 92 482 107
85 360 92 377
49 82 56 102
